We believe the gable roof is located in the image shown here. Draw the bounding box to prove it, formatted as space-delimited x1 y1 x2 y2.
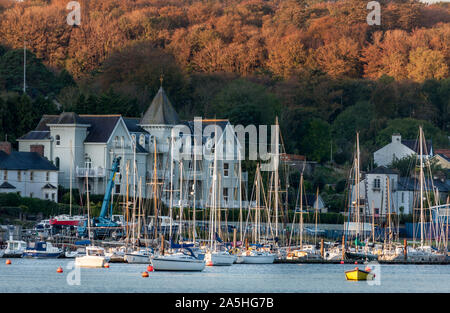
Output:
401 139 432 155
398 177 450 192
0 151 57 171
79 115 121 143
368 166 398 175
435 149 450 162
19 131 51 140
0 182 16 189
140 87 180 125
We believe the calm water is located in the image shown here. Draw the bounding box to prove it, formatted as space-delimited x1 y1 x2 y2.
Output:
0 259 449 293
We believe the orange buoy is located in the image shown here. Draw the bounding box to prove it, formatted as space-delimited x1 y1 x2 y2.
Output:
104 263 110 268
365 266 371 272
142 271 149 278
147 265 153 272
206 261 213 266
354 267 359 270
5 259 11 265
57 266 63 273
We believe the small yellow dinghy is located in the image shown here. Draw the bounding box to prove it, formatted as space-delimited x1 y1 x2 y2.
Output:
345 267 375 281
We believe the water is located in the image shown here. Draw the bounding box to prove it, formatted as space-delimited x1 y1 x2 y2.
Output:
0 259 449 293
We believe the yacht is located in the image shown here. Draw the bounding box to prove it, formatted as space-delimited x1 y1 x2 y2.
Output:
75 246 108 268
125 248 153 264
3 239 27 258
205 250 237 266
151 250 205 271
241 250 276 264
23 241 63 258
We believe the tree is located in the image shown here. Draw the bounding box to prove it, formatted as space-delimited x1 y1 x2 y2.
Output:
407 47 449 82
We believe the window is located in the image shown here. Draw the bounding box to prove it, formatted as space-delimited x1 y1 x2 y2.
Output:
3 170 7 181
17 171 21 182
139 134 145 147
30 171 34 181
55 157 60 169
223 188 228 203
46 172 50 182
115 184 121 194
85 156 92 169
224 163 229 177
209 162 214 176
55 135 60 146
30 193 33 198
51 193 55 201
45 193 49 199
373 178 380 189
402 192 405 203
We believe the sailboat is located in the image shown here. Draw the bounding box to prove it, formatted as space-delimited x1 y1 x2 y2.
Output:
205 145 236 266
150 140 205 271
241 164 276 264
75 171 107 268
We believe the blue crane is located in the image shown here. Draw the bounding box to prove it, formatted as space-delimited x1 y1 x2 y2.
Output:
77 156 124 239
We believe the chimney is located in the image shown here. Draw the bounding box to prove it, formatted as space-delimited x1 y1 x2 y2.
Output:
0 141 12 154
392 133 401 143
30 144 44 157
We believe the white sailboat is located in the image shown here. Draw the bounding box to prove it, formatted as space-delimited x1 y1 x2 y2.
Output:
75 172 107 268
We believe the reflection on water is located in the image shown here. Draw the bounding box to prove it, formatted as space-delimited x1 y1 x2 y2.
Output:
0 259 448 293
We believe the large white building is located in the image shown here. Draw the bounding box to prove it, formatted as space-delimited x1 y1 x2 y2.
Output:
374 134 433 167
0 141 58 202
18 86 248 209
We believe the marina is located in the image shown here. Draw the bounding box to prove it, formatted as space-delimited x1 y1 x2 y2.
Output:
0 258 449 293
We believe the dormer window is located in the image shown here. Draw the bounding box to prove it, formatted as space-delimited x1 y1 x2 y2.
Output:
139 134 145 147
55 135 60 146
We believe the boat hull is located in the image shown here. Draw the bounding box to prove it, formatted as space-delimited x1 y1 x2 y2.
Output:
206 252 236 266
125 254 151 264
345 269 374 281
241 254 275 264
151 257 205 271
22 252 62 258
75 256 106 268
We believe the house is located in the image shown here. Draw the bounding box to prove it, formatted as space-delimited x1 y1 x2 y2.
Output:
353 166 450 218
18 86 248 209
433 149 450 170
0 141 58 201
374 133 433 167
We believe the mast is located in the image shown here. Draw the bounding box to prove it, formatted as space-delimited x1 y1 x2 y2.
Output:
387 177 392 246
274 117 280 239
23 40 26 94
192 138 197 243
372 200 375 243
355 132 361 245
85 171 91 240
300 173 304 249
153 139 158 240
69 140 73 216
169 135 174 238
419 126 424 247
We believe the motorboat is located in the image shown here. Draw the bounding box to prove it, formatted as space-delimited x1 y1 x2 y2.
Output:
125 248 153 264
75 246 107 268
49 214 86 226
151 251 205 271
3 239 27 258
23 241 63 258
65 247 86 258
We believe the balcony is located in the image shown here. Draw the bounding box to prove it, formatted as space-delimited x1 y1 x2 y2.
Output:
76 166 106 178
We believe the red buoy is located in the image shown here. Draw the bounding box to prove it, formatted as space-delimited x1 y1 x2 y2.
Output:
354 261 358 264
104 263 110 268
57 266 63 273
365 266 371 272
340 260 344 264
147 265 153 272
206 261 213 266
142 271 149 278
5 259 11 265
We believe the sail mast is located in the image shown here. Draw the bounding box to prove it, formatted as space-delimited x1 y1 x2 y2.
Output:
419 127 424 247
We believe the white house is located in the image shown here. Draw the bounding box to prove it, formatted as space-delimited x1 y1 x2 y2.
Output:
18 86 248 209
0 142 58 202
374 133 433 167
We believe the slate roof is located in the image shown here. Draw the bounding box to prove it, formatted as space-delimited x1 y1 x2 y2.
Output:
401 139 433 155
398 177 450 192
368 166 399 175
0 182 16 189
123 117 148 133
0 151 58 171
19 114 122 143
140 87 180 125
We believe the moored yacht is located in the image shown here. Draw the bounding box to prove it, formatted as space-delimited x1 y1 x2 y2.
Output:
151 250 206 271
125 248 153 264
3 239 27 258
241 250 276 264
23 241 63 258
75 246 108 268
205 250 237 266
